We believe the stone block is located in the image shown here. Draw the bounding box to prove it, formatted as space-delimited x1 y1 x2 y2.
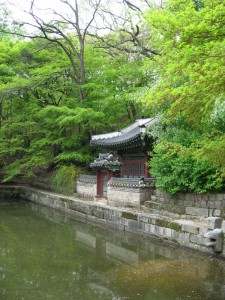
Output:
183 199 195 207
140 222 146 231
199 227 208 236
186 207 209 218
190 234 206 246
216 194 225 201
208 201 217 209
198 200 208 208
171 229 179 241
158 226 165 237
164 228 172 239
207 217 222 229
150 224 155 235
162 197 170 203
181 223 199 235
144 223 151 233
138 215 149 223
155 190 171 199
213 209 222 217
127 219 141 230
215 201 223 208
154 225 159 235
222 220 225 233
208 194 217 201
147 216 155 225
178 232 190 244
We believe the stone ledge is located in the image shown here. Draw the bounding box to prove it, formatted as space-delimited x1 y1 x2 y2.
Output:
2 185 225 258
175 219 207 235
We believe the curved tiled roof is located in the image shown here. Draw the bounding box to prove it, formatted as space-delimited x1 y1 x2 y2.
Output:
90 153 121 171
90 118 156 150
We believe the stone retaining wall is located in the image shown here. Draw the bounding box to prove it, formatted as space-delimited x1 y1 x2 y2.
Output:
76 175 96 199
107 185 152 207
1 185 225 258
146 190 225 219
16 186 225 257
0 185 20 199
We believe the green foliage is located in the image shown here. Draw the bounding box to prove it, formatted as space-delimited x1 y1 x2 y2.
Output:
51 164 79 195
0 36 145 182
144 0 225 126
149 123 224 194
194 133 225 177
0 1 224 197
84 44 152 124
210 98 225 133
54 152 92 164
142 0 225 194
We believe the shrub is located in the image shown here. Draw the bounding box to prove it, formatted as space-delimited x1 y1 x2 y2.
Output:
149 141 224 195
51 164 79 195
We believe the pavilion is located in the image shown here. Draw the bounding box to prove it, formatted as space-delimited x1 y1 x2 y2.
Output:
77 118 156 207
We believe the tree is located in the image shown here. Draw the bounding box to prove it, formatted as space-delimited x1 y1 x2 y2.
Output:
144 0 225 125
5 0 159 100
144 0 225 193
89 0 159 59
0 36 152 181
4 0 105 101
84 43 154 125
0 3 23 40
0 0 156 182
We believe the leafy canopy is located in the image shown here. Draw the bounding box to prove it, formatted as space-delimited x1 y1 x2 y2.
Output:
144 0 225 193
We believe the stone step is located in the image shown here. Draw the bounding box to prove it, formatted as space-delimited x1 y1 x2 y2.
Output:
175 219 208 235
94 198 108 205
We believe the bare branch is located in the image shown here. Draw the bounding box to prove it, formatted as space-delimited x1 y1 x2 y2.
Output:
124 0 141 12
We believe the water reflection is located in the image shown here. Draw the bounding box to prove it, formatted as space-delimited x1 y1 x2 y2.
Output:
0 199 225 300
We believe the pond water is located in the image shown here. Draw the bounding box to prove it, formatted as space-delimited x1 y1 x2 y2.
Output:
0 199 225 300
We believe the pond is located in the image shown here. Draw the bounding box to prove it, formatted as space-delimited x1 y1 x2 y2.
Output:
0 199 225 300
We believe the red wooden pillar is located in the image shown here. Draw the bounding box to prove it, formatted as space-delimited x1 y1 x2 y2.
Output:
96 170 102 198
96 169 118 198
107 170 113 182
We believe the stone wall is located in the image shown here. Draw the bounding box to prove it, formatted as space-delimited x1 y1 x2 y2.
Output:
2 185 225 258
146 190 225 219
76 175 96 199
76 176 155 207
16 186 225 258
107 186 152 207
0 185 20 199
107 177 155 207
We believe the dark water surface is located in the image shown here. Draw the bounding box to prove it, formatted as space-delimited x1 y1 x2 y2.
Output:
0 199 225 300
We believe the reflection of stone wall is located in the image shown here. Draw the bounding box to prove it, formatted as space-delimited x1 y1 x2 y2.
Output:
76 231 96 249
106 242 139 264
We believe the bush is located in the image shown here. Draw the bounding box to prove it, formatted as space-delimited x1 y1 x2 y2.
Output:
51 164 79 195
149 141 224 195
